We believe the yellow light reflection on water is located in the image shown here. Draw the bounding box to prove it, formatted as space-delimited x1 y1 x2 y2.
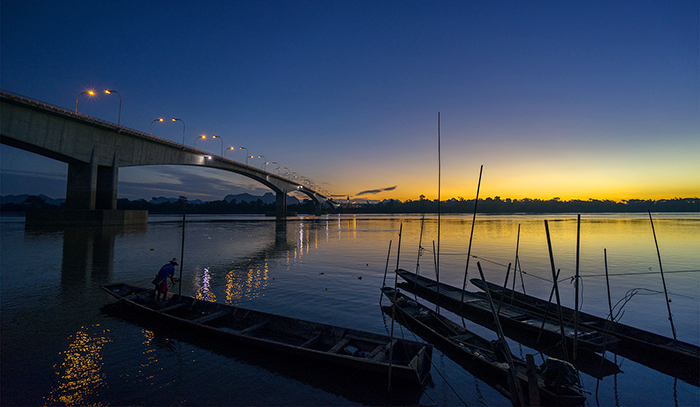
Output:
225 262 269 304
44 325 111 406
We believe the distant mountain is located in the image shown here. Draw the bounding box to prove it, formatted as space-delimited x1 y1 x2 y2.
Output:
149 196 204 204
224 193 300 205
1 194 65 206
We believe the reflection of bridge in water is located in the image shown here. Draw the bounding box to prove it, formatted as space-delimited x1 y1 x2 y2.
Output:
56 218 335 304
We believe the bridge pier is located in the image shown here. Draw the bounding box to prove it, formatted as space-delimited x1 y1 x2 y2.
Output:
275 192 287 218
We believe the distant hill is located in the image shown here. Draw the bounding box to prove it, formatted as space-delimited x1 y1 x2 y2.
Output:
224 192 300 205
1 194 65 206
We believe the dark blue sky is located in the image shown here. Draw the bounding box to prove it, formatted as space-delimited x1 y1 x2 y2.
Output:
1 1 698 201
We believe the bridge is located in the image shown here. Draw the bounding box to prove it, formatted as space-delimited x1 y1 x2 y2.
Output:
0 90 332 225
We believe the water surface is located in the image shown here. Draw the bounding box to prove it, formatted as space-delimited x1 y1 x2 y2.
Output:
1 213 698 406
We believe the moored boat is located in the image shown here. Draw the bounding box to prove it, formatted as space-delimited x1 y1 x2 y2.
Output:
381 286 587 406
471 278 700 387
396 269 619 353
100 283 432 388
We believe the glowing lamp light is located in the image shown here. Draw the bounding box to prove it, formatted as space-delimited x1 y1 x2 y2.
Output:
75 90 96 113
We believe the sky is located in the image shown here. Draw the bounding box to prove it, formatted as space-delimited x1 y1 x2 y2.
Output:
1 0 698 203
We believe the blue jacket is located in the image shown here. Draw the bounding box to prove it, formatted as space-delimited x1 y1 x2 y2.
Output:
155 263 175 284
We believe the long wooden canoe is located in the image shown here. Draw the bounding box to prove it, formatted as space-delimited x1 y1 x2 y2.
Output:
396 269 619 352
382 286 587 406
471 278 700 387
101 283 432 388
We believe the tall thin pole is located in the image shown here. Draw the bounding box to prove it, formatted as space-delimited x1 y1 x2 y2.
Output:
648 210 677 339
461 165 483 308
178 213 185 296
478 262 526 406
574 214 581 361
416 214 425 275
380 240 393 302
544 220 569 359
604 249 614 322
388 223 403 392
436 113 441 303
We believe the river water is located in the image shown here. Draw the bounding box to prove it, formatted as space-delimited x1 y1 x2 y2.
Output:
1 213 698 406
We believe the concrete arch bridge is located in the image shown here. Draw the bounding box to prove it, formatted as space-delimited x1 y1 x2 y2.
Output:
0 90 332 225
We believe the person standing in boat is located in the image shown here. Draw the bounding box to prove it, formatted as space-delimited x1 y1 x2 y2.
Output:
153 258 179 301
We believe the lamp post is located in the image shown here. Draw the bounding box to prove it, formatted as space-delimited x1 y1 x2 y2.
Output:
258 155 267 171
75 90 95 113
239 147 249 165
172 118 185 145
224 146 235 159
283 167 290 179
272 162 280 175
150 118 164 135
212 135 224 156
104 89 121 127
195 135 205 148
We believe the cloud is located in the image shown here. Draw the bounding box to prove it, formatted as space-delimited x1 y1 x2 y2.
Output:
354 186 397 196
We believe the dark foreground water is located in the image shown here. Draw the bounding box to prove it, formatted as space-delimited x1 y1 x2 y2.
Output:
1 213 698 406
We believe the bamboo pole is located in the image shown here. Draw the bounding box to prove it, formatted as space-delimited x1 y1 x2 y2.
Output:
178 213 185 296
648 210 677 340
511 224 522 302
461 165 483 309
604 249 613 322
536 268 560 344
544 220 569 359
380 240 392 303
496 263 512 316
573 214 581 361
388 223 403 391
478 262 526 406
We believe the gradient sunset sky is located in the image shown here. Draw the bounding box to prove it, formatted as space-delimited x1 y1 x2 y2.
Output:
1 1 698 203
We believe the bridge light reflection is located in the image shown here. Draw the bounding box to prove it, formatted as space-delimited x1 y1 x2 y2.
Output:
75 90 95 113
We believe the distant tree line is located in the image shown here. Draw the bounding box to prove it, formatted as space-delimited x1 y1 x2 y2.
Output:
1 195 698 214
343 196 700 214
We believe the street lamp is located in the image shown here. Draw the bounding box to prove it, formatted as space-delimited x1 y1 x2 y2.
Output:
75 90 95 113
212 135 224 156
172 118 185 145
272 162 280 175
239 147 249 165
104 89 121 127
150 118 164 135
195 135 205 148
283 167 290 179
224 146 235 159
258 155 267 171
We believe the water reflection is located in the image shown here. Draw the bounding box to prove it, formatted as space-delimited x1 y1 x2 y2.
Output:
44 325 111 406
196 267 216 302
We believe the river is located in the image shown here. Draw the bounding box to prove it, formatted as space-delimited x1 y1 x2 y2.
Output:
1 213 698 406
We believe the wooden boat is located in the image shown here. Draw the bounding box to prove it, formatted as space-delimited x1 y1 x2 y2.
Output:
396 269 619 353
471 278 700 387
381 286 586 406
100 283 432 388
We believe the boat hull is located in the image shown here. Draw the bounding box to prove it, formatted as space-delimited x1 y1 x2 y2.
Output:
100 283 432 389
471 278 700 387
